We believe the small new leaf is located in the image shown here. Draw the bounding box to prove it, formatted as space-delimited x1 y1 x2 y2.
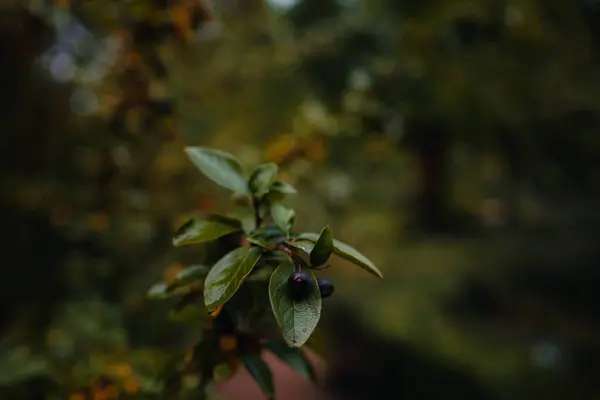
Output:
270 203 295 233
296 233 383 278
249 163 279 197
310 226 333 267
285 240 313 266
173 219 241 247
269 262 322 348
204 247 263 311
270 181 297 195
266 340 318 382
185 147 249 194
241 354 275 400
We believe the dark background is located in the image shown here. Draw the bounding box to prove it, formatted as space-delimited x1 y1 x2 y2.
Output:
1 0 600 398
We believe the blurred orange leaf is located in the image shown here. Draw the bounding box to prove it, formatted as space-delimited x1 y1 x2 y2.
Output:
171 3 194 41
219 335 238 351
110 362 133 379
305 137 327 161
265 135 299 163
123 377 141 394
164 263 184 282
91 383 118 400
54 0 69 9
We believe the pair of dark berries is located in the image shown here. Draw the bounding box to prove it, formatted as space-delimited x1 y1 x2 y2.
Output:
287 271 334 300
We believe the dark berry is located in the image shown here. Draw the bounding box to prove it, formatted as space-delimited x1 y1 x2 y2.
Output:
287 271 313 300
317 278 335 298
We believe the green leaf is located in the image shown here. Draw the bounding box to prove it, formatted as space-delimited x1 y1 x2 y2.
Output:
310 226 333 267
269 262 322 348
266 340 318 382
285 240 313 266
270 203 295 233
249 163 279 197
204 247 263 312
295 233 383 278
245 266 274 282
270 181 297 195
254 225 286 239
168 265 210 289
173 219 241 247
264 190 285 206
247 235 271 249
146 282 192 300
241 354 275 400
207 213 244 229
147 282 191 299
185 147 249 194
147 282 169 299
253 225 287 247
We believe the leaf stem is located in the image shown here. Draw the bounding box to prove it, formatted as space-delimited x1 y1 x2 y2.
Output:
252 196 262 230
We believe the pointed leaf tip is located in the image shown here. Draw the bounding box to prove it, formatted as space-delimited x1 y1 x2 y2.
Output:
242 354 275 400
185 147 249 194
269 262 321 348
266 340 318 382
310 226 334 267
296 233 383 278
173 219 241 247
270 181 297 195
249 163 279 197
204 246 263 311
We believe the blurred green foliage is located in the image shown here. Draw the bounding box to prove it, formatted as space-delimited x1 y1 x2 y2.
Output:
1 0 600 398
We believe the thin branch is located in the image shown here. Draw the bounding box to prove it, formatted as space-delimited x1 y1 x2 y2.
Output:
252 196 262 230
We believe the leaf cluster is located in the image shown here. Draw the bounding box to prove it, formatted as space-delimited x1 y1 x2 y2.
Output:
147 147 382 399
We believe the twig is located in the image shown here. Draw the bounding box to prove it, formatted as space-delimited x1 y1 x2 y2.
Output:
252 196 262 230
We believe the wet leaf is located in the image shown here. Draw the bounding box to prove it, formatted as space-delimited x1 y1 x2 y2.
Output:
204 247 263 312
295 233 383 278
241 354 274 400
310 226 333 267
173 219 241 247
249 163 279 197
269 262 321 348
185 147 249 194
